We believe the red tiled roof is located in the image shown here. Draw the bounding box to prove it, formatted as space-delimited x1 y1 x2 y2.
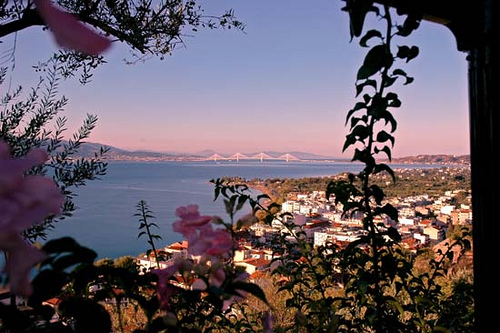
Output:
243 258 270 267
250 271 266 280
43 297 62 307
167 241 188 250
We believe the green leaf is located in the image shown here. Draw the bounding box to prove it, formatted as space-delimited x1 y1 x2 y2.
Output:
407 45 419 62
433 327 452 333
386 299 404 316
350 116 363 129
382 75 397 88
379 110 397 132
389 98 401 108
404 76 414 85
42 237 81 254
257 194 270 202
355 79 377 97
231 281 269 306
375 145 392 161
359 29 383 47
357 44 393 80
345 102 367 125
376 130 395 147
29 270 69 307
392 68 407 77
224 198 234 216
214 186 221 201
369 185 385 205
351 124 370 140
386 226 401 242
353 148 374 166
396 45 419 62
396 45 410 59
396 14 421 37
373 163 395 181
376 203 399 221
236 194 248 212
342 134 357 152
391 68 415 85
368 93 388 118
52 253 92 271
57 297 112 333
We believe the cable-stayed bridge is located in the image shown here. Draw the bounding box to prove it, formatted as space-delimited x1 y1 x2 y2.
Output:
206 152 301 162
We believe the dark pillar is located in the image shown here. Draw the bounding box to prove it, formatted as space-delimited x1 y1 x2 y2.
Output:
467 1 498 331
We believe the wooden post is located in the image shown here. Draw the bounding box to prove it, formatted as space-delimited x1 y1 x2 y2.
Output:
345 0 498 330
467 1 497 331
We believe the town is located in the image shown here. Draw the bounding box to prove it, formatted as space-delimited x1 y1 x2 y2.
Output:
136 167 473 277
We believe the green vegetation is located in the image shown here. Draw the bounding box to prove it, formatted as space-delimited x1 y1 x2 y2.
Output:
0 1 476 332
225 167 471 203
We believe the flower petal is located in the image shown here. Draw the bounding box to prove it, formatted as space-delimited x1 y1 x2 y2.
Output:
34 0 111 55
0 233 46 296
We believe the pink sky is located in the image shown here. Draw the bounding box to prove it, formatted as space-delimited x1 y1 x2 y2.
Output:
4 0 470 158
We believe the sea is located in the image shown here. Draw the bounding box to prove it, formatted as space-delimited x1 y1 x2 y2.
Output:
45 160 439 260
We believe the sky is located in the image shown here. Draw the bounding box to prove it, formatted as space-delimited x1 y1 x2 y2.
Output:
2 0 470 158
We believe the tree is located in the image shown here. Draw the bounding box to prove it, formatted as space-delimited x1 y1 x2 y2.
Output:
0 62 109 240
0 0 244 240
0 0 244 81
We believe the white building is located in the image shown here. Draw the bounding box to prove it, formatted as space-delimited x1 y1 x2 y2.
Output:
440 205 455 216
399 217 416 226
413 233 429 245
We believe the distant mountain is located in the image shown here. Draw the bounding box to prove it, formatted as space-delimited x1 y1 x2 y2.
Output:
389 154 470 165
71 144 340 161
71 143 468 164
195 149 219 158
68 142 184 160
285 151 336 160
55 141 127 158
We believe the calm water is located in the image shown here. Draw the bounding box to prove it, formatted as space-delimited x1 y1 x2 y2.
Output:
45 160 433 259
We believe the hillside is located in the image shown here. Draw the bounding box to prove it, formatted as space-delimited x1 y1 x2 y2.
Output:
389 154 470 165
68 142 203 161
70 142 470 164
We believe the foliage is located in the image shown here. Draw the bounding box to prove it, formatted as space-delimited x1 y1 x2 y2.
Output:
210 2 474 332
224 167 471 203
210 178 472 333
0 1 476 332
327 3 473 332
0 0 244 82
135 200 163 268
0 197 274 332
0 61 108 241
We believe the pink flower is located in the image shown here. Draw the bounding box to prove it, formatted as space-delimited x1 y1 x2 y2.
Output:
172 205 213 237
151 263 181 310
0 143 47 194
262 311 274 333
209 268 226 288
191 278 207 291
294 214 307 226
188 225 233 257
0 233 46 296
0 176 65 233
34 0 111 56
222 272 250 311
0 140 64 295
0 141 64 233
